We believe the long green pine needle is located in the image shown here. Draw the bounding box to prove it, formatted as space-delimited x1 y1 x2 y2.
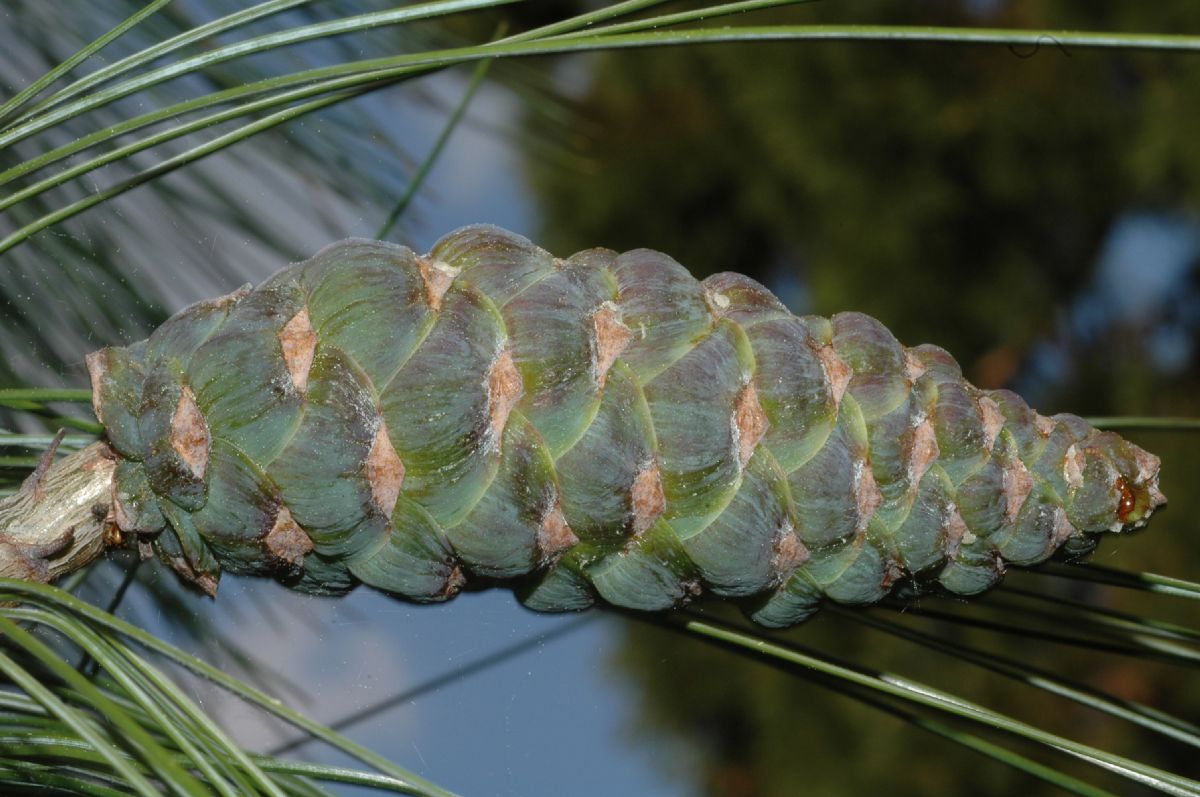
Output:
6 0 318 125
0 579 462 797
837 606 1200 748
0 0 173 125
675 614 1200 796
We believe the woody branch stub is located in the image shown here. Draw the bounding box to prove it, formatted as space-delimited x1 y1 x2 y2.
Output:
0 442 117 583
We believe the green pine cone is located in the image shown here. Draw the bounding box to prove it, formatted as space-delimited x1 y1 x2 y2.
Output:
86 226 1166 626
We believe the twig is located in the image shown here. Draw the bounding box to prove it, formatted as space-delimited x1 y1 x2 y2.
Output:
0 442 117 584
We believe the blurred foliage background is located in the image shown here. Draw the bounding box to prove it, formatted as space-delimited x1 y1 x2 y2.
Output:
1 2 1199 796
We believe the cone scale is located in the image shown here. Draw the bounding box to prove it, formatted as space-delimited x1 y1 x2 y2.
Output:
85 226 1166 627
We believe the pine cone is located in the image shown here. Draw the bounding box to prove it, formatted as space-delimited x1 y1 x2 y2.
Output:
86 226 1166 626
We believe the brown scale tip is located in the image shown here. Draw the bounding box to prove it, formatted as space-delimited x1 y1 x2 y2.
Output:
631 461 666 536
84 350 109 425
816 343 851 405
853 458 883 533
278 307 317 394
733 382 769 468
265 505 313 573
163 554 219 598
439 564 467 600
487 346 524 445
591 302 633 389
365 420 405 519
169 386 210 480
538 500 580 564
770 524 809 584
416 256 460 311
